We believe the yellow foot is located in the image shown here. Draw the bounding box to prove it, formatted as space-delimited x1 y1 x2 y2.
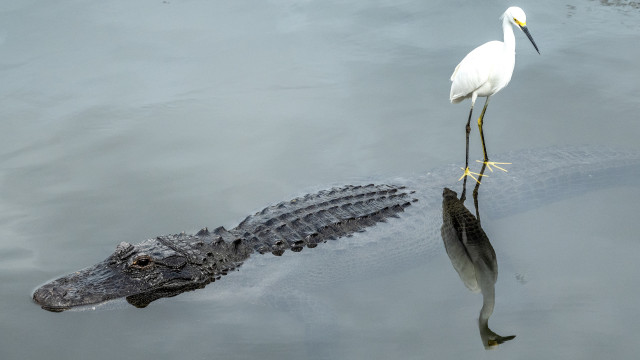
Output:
458 167 487 183
476 160 511 173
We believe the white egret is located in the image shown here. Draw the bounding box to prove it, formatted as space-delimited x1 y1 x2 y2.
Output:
450 6 540 182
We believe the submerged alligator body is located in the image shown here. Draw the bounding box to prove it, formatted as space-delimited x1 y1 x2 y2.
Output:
33 146 640 312
33 184 415 311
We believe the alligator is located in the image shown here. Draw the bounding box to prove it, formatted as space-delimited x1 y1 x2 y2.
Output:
33 184 416 311
32 146 640 312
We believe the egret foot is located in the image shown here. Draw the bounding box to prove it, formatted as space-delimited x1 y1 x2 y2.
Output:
476 160 511 173
486 334 516 348
458 167 487 183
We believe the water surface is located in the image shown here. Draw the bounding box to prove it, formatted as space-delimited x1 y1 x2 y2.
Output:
1 0 639 359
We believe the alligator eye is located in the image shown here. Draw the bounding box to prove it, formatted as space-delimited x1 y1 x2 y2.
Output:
131 255 153 269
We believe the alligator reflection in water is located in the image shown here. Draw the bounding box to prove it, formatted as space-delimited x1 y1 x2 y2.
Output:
441 163 515 349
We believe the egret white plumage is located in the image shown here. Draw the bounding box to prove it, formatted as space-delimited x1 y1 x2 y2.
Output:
450 6 540 182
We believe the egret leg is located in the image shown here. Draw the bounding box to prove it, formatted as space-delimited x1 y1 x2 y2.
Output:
465 106 473 171
459 105 485 183
478 97 491 162
477 96 511 173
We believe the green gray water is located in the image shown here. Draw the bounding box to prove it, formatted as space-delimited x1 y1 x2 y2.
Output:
1 0 640 359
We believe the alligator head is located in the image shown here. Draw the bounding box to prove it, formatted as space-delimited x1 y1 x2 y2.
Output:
32 237 217 312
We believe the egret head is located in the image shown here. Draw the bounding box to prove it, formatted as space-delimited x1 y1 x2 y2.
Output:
503 6 540 54
504 7 527 27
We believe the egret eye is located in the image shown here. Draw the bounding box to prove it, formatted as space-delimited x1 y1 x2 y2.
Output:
131 255 153 268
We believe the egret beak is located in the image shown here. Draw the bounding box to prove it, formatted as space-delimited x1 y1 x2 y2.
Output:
520 25 540 54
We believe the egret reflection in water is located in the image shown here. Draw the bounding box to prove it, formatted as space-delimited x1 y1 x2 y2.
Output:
441 163 515 349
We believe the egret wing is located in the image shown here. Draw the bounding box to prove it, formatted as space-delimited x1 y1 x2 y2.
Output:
449 41 502 103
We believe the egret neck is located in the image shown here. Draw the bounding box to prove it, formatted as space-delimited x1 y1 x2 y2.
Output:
501 13 516 54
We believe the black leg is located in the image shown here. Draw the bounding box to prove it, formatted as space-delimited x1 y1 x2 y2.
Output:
465 106 474 173
459 104 485 183
478 97 491 162
476 96 510 173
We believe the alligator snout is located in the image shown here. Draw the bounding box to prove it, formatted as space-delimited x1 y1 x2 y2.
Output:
32 283 72 312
